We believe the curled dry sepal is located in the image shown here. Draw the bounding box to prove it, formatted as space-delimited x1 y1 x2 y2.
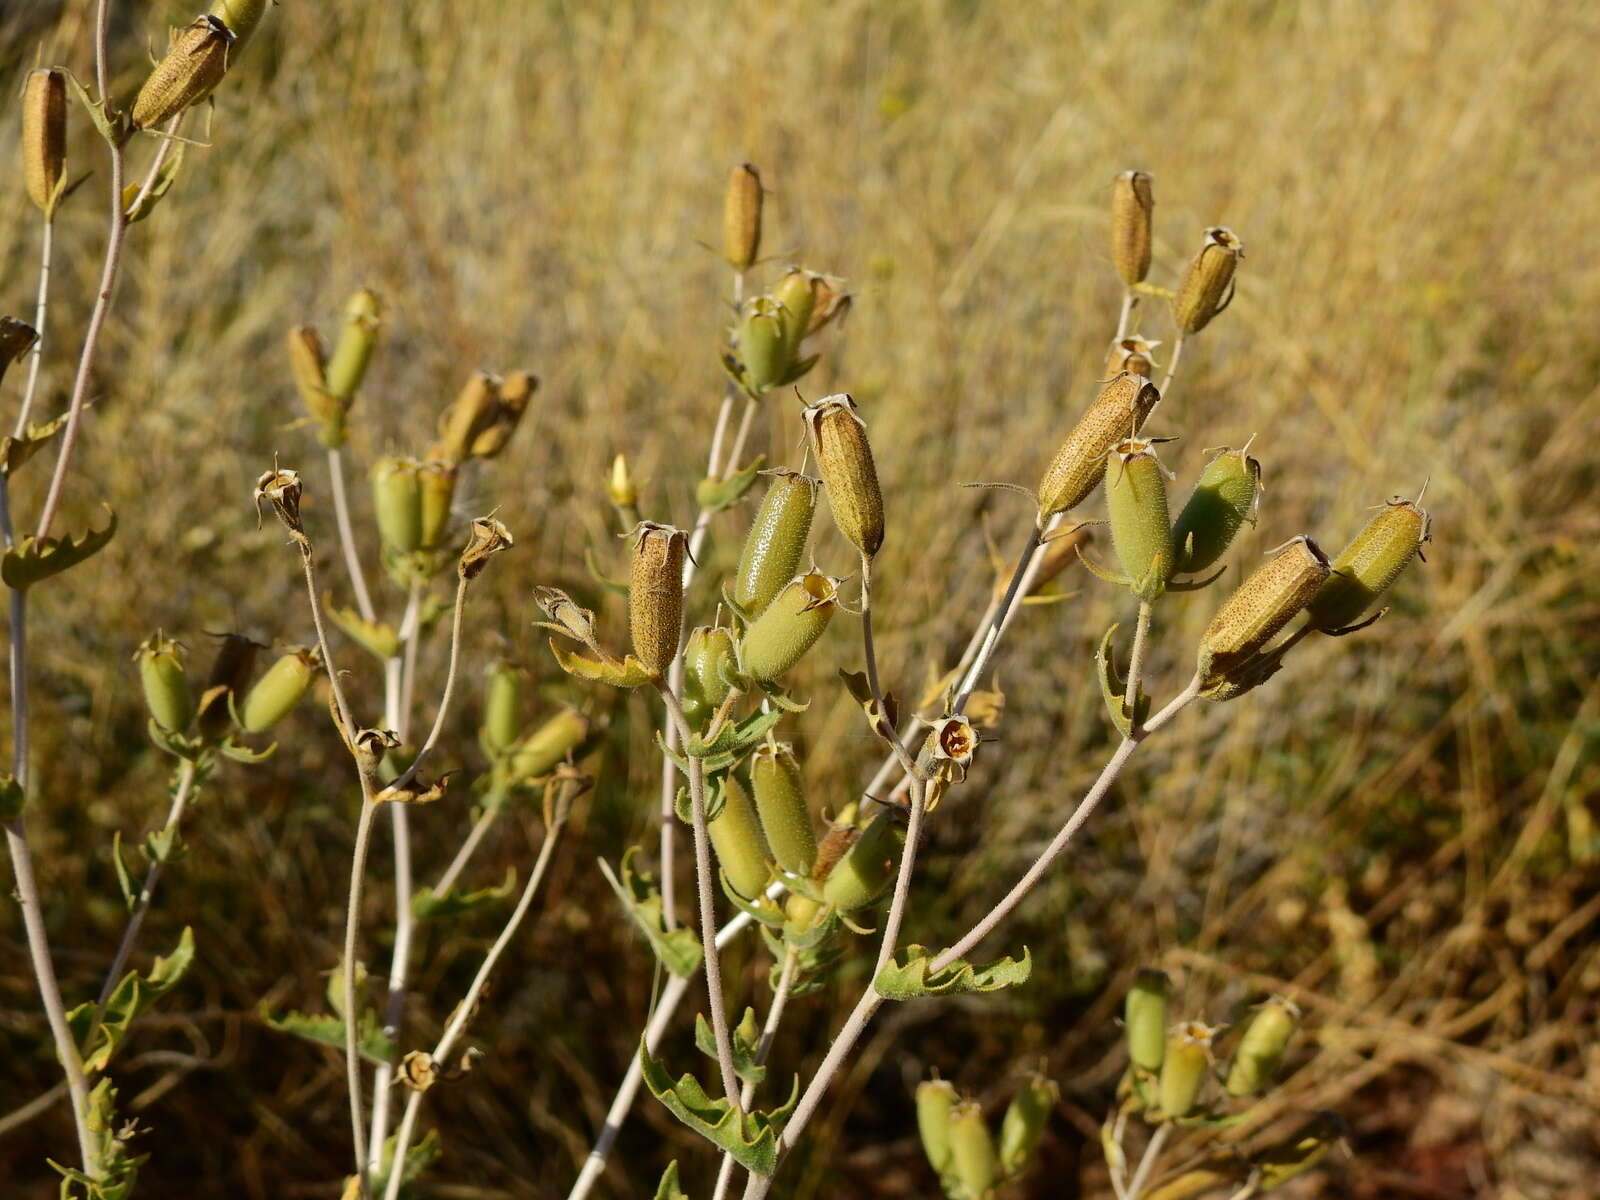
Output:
458 515 514 580
254 466 306 545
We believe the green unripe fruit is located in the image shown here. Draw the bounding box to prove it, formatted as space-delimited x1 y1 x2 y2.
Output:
1173 446 1262 575
682 626 737 726
1225 996 1299 1097
1306 497 1430 632
948 1101 998 1199
507 707 591 783
1106 439 1175 600
209 0 269 49
820 809 901 912
737 298 789 394
1125 968 1171 1073
707 774 771 900
135 634 194 734
371 457 424 556
733 471 819 617
324 288 381 403
480 661 524 757
737 573 839 682
916 1080 959 1178
750 743 816 876
772 268 819 357
998 1075 1057 1177
417 460 458 552
784 891 822 930
1158 1023 1217 1118
239 648 319 733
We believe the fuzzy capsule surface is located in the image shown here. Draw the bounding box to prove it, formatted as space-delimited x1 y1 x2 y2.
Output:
371 458 424 556
1158 1023 1216 1118
1198 536 1329 685
738 573 839 682
629 523 687 677
1172 447 1261 575
998 1076 1056 1177
1107 439 1175 600
750 742 816 876
1125 967 1170 1073
1037 373 1161 519
1225 996 1299 1097
239 649 317 733
723 163 762 271
948 1101 998 1199
209 0 268 49
480 661 523 756
707 773 771 900
1111 170 1155 286
1174 227 1243 335
508 707 590 783
136 635 194 734
23 69 67 213
324 289 381 404
820 808 901 911
681 626 737 725
915 1081 959 1176
286 326 342 445
737 299 789 395
804 394 885 557
417 460 458 552
733 470 818 617
1306 498 1429 632
132 16 233 130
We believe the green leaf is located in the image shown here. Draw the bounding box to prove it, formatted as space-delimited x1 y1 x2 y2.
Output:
686 707 785 760
0 773 23 821
639 1040 798 1175
112 832 136 911
597 847 703 978
362 1129 442 1200
63 67 129 146
694 1011 768 1086
654 1161 690 1200
874 944 1032 1001
696 454 767 512
259 1004 395 1067
327 598 401 659
548 638 655 688
2 507 116 590
1095 624 1136 740
412 868 517 920
69 926 195 1072
0 413 68 477
121 141 186 223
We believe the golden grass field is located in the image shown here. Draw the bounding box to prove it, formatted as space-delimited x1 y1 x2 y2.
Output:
3 0 1599 1196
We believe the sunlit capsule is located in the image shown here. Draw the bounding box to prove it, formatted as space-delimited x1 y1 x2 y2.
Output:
707 773 771 900
733 470 818 617
1306 497 1430 633
628 523 688 677
737 573 840 682
1037 374 1161 520
750 742 816 876
1173 227 1243 335
1172 445 1261 575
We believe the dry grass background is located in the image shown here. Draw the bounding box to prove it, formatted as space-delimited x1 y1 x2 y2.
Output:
2 0 1599 1196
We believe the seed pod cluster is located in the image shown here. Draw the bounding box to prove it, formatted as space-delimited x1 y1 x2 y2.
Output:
803 394 885 557
1106 438 1175 600
1110 170 1155 287
1173 227 1243 335
1306 497 1429 633
1197 536 1328 689
132 16 235 131
1172 445 1261 575
23 69 68 214
733 470 819 617
1037 373 1161 520
628 523 688 677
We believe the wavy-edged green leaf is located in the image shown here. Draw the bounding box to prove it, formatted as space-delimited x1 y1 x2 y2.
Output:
654 1161 690 1200
2 507 116 590
874 943 1032 1001
597 847 702 977
639 1040 798 1175
696 454 767 512
694 1011 767 1086
687 707 785 760
549 637 654 688
259 1003 394 1067
1095 624 1135 740
0 413 67 476
69 926 194 1072
412 868 517 920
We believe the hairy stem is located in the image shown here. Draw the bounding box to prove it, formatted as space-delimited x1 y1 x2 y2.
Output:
1159 334 1186 397
14 218 53 435
711 948 799 1200
858 553 917 777
1114 288 1137 345
390 575 468 792
327 447 378 622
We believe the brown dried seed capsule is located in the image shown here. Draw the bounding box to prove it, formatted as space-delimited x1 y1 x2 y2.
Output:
196 632 261 741
723 163 763 271
132 16 234 131
628 523 688 676
1104 334 1160 380
1174 227 1243 335
253 467 304 536
458 516 513 580
1111 170 1154 287
0 319 40 383
23 69 68 214
1306 497 1430 633
435 372 502 465
1037 373 1161 519
1198 536 1329 686
803 394 885 557
804 274 851 337
470 370 537 459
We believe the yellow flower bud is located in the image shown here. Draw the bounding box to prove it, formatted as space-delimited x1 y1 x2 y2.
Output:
707 773 770 900
1173 227 1243 335
1110 169 1154 287
803 393 885 558
132 16 234 131
733 470 819 617
628 523 688 677
1037 373 1161 520
23 69 67 214
750 742 816 876
723 162 763 271
1306 497 1430 633
1198 536 1329 690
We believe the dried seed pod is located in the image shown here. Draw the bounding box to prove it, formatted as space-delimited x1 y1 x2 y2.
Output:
810 809 860 885
435 371 502 465
371 458 423 556
286 325 344 446
132 16 234 130
1037 373 1161 519
0 319 40 380
480 661 524 757
1111 170 1154 287
733 470 819 617
196 633 261 741
1306 497 1430 633
737 572 840 682
998 1075 1058 1178
803 394 885 557
1125 968 1171 1073
135 634 194 734
1106 438 1175 600
253 467 304 537
707 773 771 900
1225 996 1299 1097
507 707 591 783
417 460 458 552
210 0 270 50
458 516 513 580
23 69 67 214
1198 536 1329 687
750 742 816 876
1173 227 1243 335
1104 334 1160 380
324 288 382 404
628 523 688 676
239 647 320 733
916 1080 959 1177
820 808 901 911
1172 445 1261 575
736 298 790 395
681 626 737 725
723 162 763 271
804 274 851 336
470 370 537 459
1158 1022 1218 1118
948 1101 998 1199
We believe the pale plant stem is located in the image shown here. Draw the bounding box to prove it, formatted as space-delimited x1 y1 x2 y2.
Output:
327 447 378 622
1124 600 1154 732
711 949 799 1200
381 782 576 1200
15 218 54 435
94 756 201 1007
1159 335 1186 396
430 786 505 897
389 576 468 793
0 1079 68 1138
858 553 916 777
954 523 1043 714
1114 288 1137 344
1126 1123 1171 1200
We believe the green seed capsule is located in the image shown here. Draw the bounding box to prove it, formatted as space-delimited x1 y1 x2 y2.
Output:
239 648 319 733
507 707 591 783
784 891 822 930
1125 968 1171 1074
737 298 789 395
723 162 763 272
1158 1022 1218 1118
1172 446 1262 575
750 742 816 876
681 626 737 727
803 393 885 557
209 0 270 50
196 633 260 741
132 16 233 130
707 774 771 900
135 634 194 734
1037 373 1161 520
1107 439 1175 600
772 268 819 357
916 1080 959 1176
1306 498 1430 633
1198 536 1329 688
324 288 382 404
733 470 819 617
480 661 524 757
737 573 840 682
998 1075 1057 1177
821 809 901 912
629 522 688 677
371 457 424 556
948 1101 998 1199
1174 227 1243 335
23 69 67 214
1111 170 1155 287
417 460 458 552
1225 996 1299 1097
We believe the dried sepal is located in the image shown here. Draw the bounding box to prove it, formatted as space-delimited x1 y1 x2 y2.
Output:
1105 334 1160 380
351 727 401 776
254 467 306 541
0 318 41 386
532 585 603 654
458 515 513 580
